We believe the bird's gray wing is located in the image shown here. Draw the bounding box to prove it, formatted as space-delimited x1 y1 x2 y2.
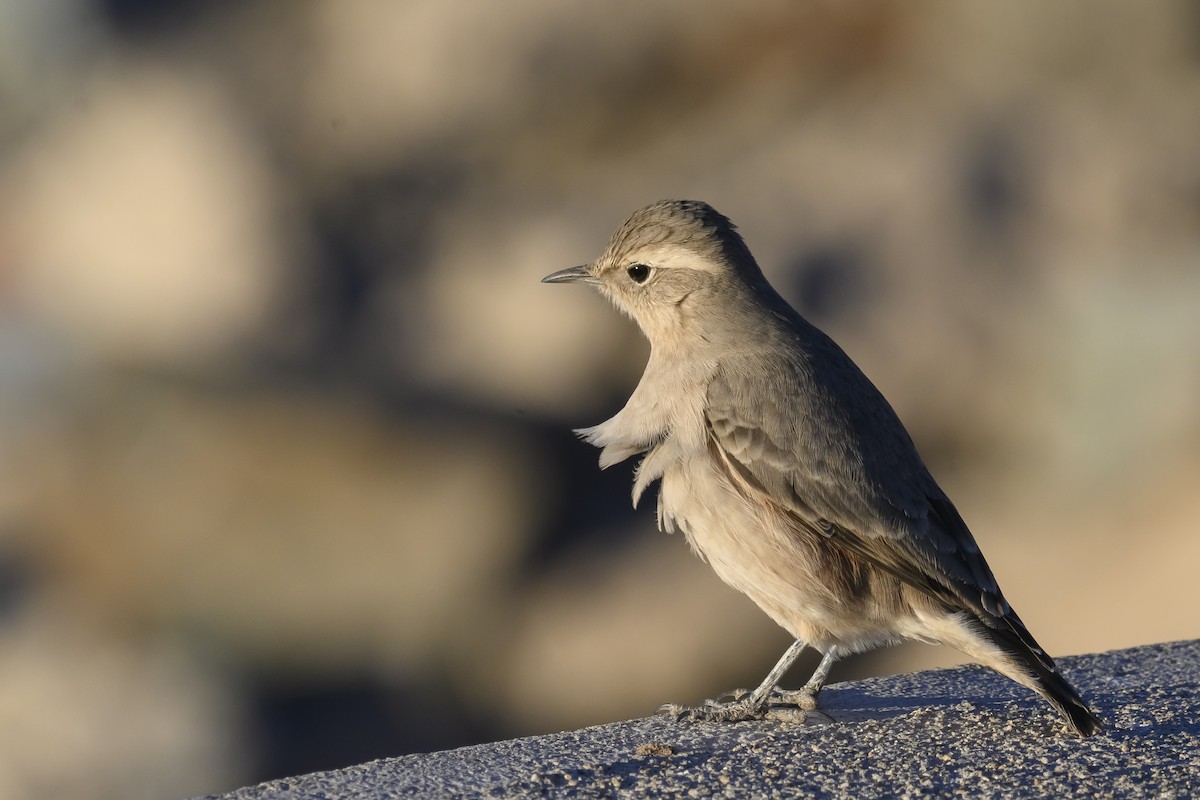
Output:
704 356 1010 620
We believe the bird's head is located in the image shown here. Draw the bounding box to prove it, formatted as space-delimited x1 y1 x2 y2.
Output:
543 200 775 346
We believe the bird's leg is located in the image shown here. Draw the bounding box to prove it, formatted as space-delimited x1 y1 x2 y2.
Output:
773 648 838 710
660 638 808 722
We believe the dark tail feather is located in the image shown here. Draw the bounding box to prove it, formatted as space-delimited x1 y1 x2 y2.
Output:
981 619 1104 737
1038 663 1104 737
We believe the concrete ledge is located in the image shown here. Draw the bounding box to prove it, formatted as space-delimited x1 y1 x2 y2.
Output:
202 640 1200 799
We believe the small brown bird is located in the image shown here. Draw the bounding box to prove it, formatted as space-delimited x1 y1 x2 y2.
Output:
543 199 1102 736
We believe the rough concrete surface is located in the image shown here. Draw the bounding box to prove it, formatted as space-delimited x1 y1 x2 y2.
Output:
202 640 1200 799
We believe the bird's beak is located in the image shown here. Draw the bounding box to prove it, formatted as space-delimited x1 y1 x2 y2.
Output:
542 265 598 285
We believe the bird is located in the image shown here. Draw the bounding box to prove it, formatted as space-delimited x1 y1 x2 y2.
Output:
542 199 1102 737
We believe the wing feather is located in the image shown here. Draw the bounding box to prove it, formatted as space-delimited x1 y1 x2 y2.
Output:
704 350 1010 623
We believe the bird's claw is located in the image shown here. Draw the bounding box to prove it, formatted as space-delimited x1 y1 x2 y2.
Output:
656 702 686 719
714 688 751 704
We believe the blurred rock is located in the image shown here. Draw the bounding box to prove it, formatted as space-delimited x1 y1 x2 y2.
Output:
0 603 244 800
26 377 540 675
1 60 288 366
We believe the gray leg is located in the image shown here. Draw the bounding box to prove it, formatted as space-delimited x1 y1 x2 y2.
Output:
746 638 808 706
660 638 809 723
775 648 839 710
805 648 838 692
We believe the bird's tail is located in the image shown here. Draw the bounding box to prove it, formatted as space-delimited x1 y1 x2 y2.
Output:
978 615 1103 737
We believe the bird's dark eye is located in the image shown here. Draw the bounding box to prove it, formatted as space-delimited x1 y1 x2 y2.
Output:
626 264 652 284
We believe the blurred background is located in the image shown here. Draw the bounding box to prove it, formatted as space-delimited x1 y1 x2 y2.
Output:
1 0 1198 797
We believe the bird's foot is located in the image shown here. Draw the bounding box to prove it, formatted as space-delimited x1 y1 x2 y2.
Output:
658 686 814 724
771 686 820 711
658 696 766 723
